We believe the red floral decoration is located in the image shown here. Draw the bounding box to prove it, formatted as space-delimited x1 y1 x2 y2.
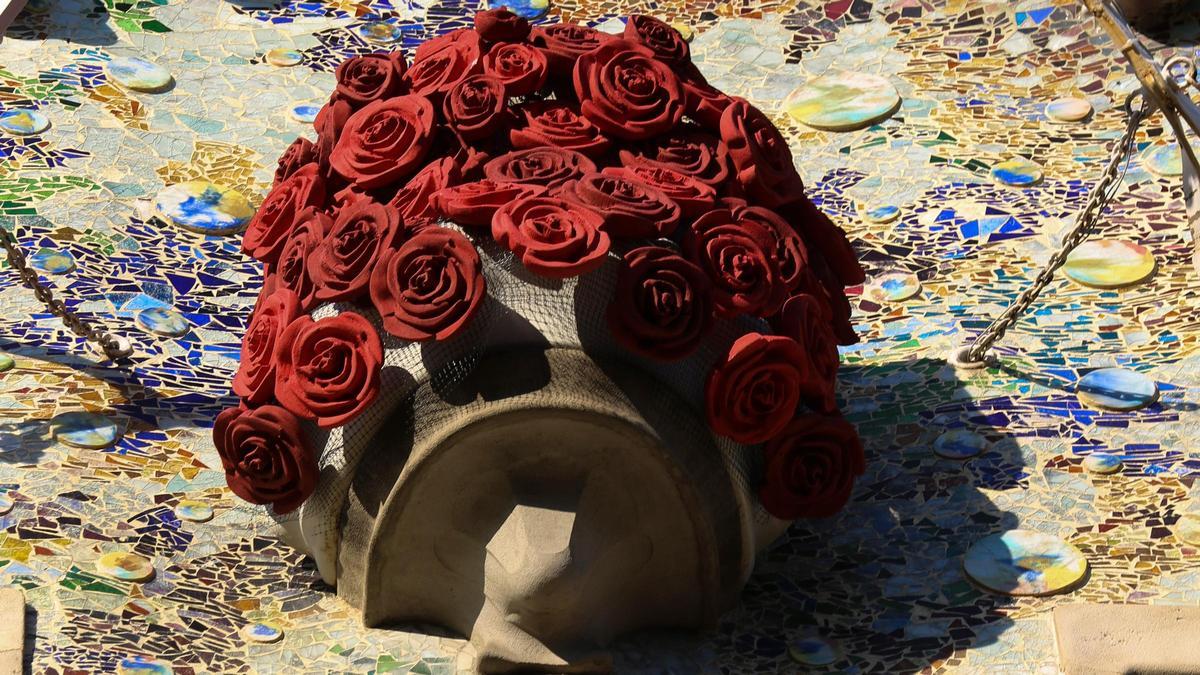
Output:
274 313 383 428
759 413 865 519
607 246 712 360
492 196 609 278
213 405 318 514
222 13 868 522
370 225 486 341
233 288 300 405
330 96 436 189
705 332 810 444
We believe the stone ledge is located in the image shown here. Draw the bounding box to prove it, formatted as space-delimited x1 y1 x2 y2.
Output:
1054 604 1200 675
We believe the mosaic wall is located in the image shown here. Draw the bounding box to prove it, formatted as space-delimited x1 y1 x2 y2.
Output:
1 0 1199 672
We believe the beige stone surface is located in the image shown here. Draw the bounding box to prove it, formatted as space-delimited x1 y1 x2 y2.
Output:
338 348 750 673
0 587 24 675
1054 604 1200 675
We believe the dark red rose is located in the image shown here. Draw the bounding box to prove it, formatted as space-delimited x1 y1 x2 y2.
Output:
474 7 531 42
453 145 492 180
482 42 547 97
484 147 596 191
388 156 462 221
275 137 318 186
274 208 331 311
760 413 865 519
430 180 547 226
274 312 383 428
510 101 611 158
721 97 806 209
330 183 369 217
407 28 482 100
213 405 318 514
685 209 786 318
601 164 715 218
492 196 610 278
624 15 690 65
243 163 326 265
607 246 713 361
680 71 734 131
233 288 301 405
722 200 808 292
807 253 858 345
573 38 684 141
558 172 681 238
706 332 808 444
370 225 486 341
529 23 613 75
619 129 730 188
315 97 354 173
779 194 865 287
329 95 436 190
334 52 407 107
772 294 839 413
309 198 403 302
443 74 507 142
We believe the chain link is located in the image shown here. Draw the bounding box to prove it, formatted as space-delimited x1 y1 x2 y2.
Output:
0 226 130 361
962 92 1151 364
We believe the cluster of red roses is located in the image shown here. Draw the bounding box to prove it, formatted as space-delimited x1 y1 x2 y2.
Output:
213 9 867 522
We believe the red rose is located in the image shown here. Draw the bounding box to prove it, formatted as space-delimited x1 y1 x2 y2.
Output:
510 102 611 158
618 129 730 188
492 196 610 278
474 7 531 42
680 71 734 131
314 97 354 173
482 42 547 97
213 405 318 514
334 52 407 107
330 183 369 217
274 208 330 311
602 164 715 218
607 246 713 361
484 147 596 191
721 98 806 209
624 15 690 66
388 156 462 221
530 23 613 75
779 194 865 287
706 332 807 444
309 198 403 302
407 29 482 100
725 200 808 292
430 180 547 226
759 413 865 519
573 38 684 141
807 253 858 345
370 225 486 341
274 137 318 186
443 74 507 142
233 288 301 405
558 172 681 239
772 294 839 413
274 312 383 428
330 95 436 190
685 209 786 318
243 163 326 265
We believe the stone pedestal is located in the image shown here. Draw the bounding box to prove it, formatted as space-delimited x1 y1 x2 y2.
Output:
271 243 789 672
338 348 752 672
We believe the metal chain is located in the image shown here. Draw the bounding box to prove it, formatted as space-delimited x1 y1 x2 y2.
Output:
959 92 1151 365
0 226 130 361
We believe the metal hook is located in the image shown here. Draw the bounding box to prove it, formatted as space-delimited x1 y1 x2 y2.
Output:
1163 54 1200 91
